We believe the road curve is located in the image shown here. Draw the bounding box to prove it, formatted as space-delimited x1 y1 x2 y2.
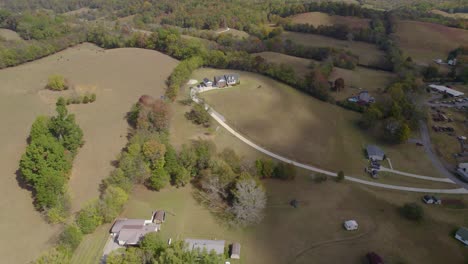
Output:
192 88 468 194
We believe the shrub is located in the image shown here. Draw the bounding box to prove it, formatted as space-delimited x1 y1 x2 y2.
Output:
82 95 90 104
100 186 129 223
47 75 68 91
400 203 424 221
59 225 83 251
76 201 103 234
89 93 97 102
314 173 328 183
336 171 345 182
185 103 211 127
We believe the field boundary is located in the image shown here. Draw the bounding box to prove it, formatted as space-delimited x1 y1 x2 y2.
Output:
191 86 468 194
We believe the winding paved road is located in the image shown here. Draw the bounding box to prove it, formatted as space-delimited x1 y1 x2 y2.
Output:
192 88 468 194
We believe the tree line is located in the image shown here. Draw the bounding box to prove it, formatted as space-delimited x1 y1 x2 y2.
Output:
20 98 84 223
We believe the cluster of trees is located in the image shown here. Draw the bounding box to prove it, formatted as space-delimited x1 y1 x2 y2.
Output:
19 98 84 223
448 46 468 83
185 103 211 127
360 81 418 143
46 74 68 91
400 202 424 221
255 158 297 181
107 233 224 264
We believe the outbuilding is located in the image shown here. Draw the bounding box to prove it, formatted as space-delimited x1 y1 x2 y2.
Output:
455 227 468 246
429 84 464 97
366 145 386 161
152 210 166 224
184 239 225 255
344 220 359 231
230 243 241 259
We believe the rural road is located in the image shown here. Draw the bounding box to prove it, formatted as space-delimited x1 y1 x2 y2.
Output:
191 88 468 194
418 120 468 189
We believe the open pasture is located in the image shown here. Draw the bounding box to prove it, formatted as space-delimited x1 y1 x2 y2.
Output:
116 172 468 264
289 12 370 29
253 52 395 101
0 43 177 263
394 20 468 65
194 68 444 179
281 31 385 67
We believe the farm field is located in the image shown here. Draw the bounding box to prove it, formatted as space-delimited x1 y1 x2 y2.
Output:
0 43 177 263
254 51 395 101
194 68 445 179
281 31 385 67
393 20 468 65
289 12 370 29
0 28 23 41
114 171 468 264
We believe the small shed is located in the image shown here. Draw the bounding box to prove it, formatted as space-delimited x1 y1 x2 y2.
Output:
230 243 241 259
344 220 358 231
153 210 166 224
455 227 468 246
366 145 386 161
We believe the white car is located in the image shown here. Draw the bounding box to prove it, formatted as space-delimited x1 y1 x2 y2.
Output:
344 220 359 231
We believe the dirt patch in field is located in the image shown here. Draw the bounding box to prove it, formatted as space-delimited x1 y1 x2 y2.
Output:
281 31 385 67
0 43 177 263
290 12 370 29
394 20 468 65
0 28 23 41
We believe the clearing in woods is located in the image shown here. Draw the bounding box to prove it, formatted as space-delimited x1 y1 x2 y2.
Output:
253 51 395 101
0 28 23 41
281 31 385 67
195 68 445 180
0 43 177 263
393 20 468 65
289 12 370 29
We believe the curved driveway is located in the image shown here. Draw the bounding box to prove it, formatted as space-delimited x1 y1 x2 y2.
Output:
192 88 468 194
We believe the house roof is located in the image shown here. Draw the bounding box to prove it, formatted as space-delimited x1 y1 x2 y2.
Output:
231 242 241 257
429 84 464 97
153 211 165 222
117 223 159 245
203 78 211 83
184 239 225 255
456 227 468 239
358 91 372 102
111 219 146 233
367 145 385 158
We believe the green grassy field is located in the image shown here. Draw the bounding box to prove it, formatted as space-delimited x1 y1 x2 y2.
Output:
289 12 370 29
394 20 468 66
71 224 111 264
117 172 468 264
281 31 385 67
194 68 443 179
254 51 395 101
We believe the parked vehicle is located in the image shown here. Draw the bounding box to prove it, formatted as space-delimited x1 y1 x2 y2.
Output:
344 220 359 231
422 195 442 205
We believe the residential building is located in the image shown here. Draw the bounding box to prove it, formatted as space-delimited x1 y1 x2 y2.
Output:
366 145 386 161
203 78 213 87
214 76 227 88
358 91 375 104
111 219 160 246
184 239 225 255
225 73 240 85
455 227 468 246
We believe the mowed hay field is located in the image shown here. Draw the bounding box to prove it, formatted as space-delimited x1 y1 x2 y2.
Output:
118 171 468 264
394 20 468 65
253 52 395 101
281 31 385 67
0 28 23 41
289 12 370 29
196 68 445 179
0 43 177 263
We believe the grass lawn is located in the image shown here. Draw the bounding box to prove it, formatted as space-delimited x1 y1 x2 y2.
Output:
118 170 468 264
393 20 468 66
194 68 444 180
71 224 111 264
289 12 370 29
281 31 385 67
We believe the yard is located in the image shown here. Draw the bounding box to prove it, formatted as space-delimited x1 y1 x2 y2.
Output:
289 12 370 29
281 31 385 67
393 20 468 66
115 171 468 264
194 68 444 179
0 43 177 263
